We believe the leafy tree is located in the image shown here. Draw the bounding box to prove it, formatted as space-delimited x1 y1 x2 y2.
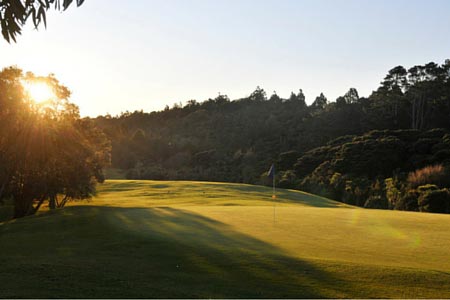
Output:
248 86 267 102
0 0 85 43
278 170 298 189
287 89 307 108
334 88 358 107
310 93 327 110
343 88 359 104
269 91 281 103
288 92 297 102
418 188 450 213
213 94 230 105
278 150 299 171
382 66 408 91
0 66 110 218
405 62 449 130
297 89 306 106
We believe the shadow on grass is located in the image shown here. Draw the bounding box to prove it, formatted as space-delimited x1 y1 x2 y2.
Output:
0 205 353 298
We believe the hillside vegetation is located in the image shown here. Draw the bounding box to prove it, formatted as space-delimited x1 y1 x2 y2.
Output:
93 59 450 213
1 180 450 298
294 128 450 212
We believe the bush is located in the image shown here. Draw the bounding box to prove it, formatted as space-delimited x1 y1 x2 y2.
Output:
333 137 405 178
417 184 439 192
300 162 335 199
407 165 450 188
395 190 419 211
431 150 450 164
278 151 300 171
341 178 371 206
385 177 403 209
259 172 270 187
294 146 335 178
364 195 389 209
278 170 298 189
329 172 345 200
413 138 437 155
418 189 450 213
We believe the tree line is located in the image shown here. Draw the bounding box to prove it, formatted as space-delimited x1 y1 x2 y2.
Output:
94 59 450 213
2 59 449 219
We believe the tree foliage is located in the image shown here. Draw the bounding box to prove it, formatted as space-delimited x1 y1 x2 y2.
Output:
0 66 110 219
0 0 85 43
92 59 450 213
295 130 450 211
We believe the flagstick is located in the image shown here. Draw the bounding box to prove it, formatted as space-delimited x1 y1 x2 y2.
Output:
273 175 275 198
273 174 275 224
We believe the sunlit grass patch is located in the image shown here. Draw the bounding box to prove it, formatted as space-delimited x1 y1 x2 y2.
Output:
94 179 349 208
1 180 450 298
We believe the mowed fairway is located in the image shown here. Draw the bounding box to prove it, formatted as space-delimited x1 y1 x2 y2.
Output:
1 180 450 298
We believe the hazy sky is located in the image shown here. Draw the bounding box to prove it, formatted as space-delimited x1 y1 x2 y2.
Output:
1 0 449 117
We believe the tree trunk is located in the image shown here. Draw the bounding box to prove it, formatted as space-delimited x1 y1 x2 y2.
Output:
0 173 11 203
33 195 47 213
13 196 34 218
419 95 425 130
59 195 70 208
0 181 6 205
49 193 56 210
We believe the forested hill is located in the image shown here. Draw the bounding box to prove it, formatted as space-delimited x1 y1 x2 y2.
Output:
93 60 450 212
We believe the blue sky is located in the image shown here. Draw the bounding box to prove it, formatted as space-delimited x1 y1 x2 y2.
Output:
1 0 449 116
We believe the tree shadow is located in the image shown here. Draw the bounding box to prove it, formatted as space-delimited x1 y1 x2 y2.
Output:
0 205 355 298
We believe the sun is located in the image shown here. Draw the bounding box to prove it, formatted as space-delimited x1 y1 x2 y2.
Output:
24 81 55 103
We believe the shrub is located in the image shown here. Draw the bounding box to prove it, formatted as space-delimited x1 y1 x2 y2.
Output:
413 138 438 155
293 146 335 178
278 151 300 171
333 137 405 178
364 195 389 209
260 171 272 187
340 177 371 206
418 189 450 213
417 184 439 192
385 177 403 209
420 128 448 139
329 172 344 199
300 162 335 198
395 190 419 211
407 165 449 188
431 149 450 164
278 170 298 189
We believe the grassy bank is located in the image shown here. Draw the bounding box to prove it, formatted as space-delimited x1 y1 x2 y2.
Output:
1 180 450 298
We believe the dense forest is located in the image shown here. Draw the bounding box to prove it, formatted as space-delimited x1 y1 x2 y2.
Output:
94 59 450 213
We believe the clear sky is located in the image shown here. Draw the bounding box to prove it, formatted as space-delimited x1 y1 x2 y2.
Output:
1 0 449 117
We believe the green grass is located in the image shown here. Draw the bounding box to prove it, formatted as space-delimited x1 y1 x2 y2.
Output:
1 180 450 298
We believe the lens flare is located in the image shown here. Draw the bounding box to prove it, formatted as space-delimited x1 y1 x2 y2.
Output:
24 81 55 103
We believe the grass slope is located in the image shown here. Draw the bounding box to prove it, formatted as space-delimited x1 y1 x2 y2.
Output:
1 180 450 298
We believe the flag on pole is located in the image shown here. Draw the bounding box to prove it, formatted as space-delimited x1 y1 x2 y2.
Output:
267 164 275 179
267 164 276 199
